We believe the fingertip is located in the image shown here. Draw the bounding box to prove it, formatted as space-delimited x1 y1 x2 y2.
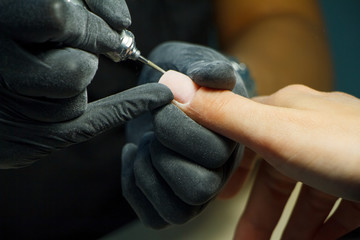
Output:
122 143 137 161
187 60 236 90
159 70 199 104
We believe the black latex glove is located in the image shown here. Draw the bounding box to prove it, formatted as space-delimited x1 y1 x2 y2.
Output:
122 42 250 228
0 0 174 168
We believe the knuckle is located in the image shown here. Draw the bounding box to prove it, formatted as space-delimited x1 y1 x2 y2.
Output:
60 52 97 95
287 84 311 91
42 0 71 38
282 84 319 95
33 48 97 98
329 91 358 100
269 84 312 105
277 84 308 96
183 183 219 205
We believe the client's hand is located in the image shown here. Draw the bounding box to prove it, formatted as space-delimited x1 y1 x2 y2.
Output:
162 75 360 239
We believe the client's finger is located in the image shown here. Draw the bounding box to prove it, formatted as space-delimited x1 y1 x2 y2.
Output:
234 162 296 239
314 200 360 240
218 148 256 199
159 71 360 201
282 185 338 239
159 71 311 163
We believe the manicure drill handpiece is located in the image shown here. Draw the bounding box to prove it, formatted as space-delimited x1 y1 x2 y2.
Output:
105 30 166 74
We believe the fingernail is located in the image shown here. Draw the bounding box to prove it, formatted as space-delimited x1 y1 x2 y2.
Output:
159 70 198 104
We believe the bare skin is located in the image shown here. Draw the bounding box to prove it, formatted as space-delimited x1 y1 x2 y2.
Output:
160 70 360 240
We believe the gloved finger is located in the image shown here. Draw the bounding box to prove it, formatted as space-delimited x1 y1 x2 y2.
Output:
144 42 236 89
0 88 85 168
153 103 237 169
125 112 153 145
185 60 236 90
234 162 296 239
133 133 203 224
0 86 87 122
0 83 172 166
150 138 224 205
121 142 168 229
0 38 98 98
84 0 131 30
0 0 128 54
57 83 173 144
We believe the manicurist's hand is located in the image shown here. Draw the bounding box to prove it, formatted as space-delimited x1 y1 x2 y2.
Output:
160 71 360 239
0 0 175 168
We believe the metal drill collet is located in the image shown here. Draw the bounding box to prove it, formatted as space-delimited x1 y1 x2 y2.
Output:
105 30 140 62
105 30 165 74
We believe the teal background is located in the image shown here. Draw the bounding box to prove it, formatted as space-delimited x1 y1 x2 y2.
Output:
320 0 360 97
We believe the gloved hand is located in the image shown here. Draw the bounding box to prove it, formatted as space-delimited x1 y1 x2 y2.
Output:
122 42 250 228
0 0 174 168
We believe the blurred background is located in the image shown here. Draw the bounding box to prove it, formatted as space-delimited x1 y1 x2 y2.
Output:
321 0 360 97
0 1 359 240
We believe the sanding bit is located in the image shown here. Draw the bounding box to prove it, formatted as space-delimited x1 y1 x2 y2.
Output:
105 30 166 74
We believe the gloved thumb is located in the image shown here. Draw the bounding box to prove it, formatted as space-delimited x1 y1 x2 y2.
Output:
186 60 236 90
58 83 173 144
